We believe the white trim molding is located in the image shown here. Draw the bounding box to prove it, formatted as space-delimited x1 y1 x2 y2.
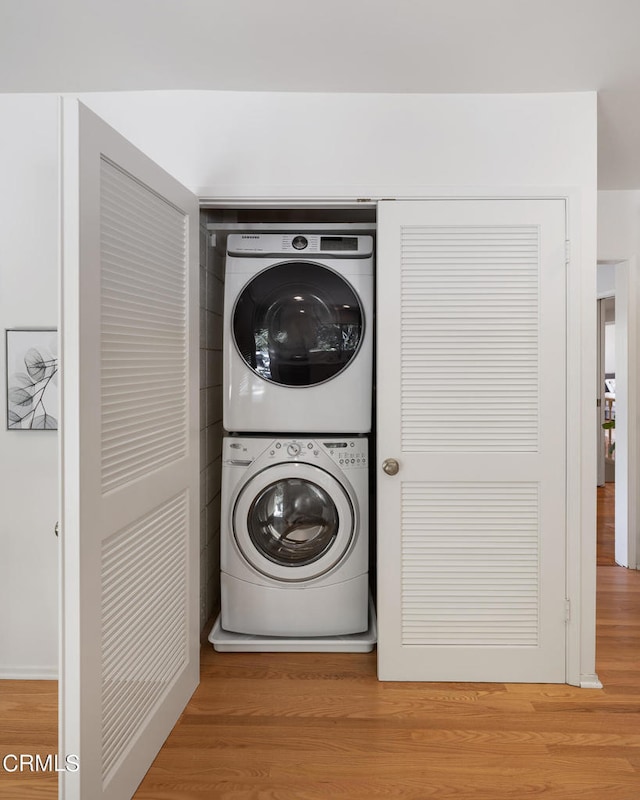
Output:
0 667 58 680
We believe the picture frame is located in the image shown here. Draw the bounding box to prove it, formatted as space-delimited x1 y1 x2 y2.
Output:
5 328 58 430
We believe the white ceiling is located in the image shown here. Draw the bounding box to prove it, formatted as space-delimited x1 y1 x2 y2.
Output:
3 0 640 189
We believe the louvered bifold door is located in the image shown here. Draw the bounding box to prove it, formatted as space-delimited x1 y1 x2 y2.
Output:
376 199 567 682
60 101 200 799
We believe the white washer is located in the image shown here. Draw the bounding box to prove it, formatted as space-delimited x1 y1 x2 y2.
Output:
220 435 369 637
223 232 374 433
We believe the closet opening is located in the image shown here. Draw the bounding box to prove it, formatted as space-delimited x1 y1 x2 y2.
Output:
197 204 378 646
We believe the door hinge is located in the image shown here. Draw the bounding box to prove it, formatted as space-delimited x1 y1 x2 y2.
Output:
565 599 571 622
565 240 570 264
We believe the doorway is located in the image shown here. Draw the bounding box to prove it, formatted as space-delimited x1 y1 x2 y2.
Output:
597 292 615 487
596 259 638 570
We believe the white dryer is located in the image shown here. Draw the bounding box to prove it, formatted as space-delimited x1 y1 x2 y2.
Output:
220 435 369 637
223 232 374 433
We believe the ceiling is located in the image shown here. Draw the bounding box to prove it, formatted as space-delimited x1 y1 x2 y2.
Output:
2 0 640 189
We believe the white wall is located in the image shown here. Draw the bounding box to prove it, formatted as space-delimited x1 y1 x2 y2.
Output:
0 94 59 677
597 263 616 298
605 322 616 374
598 191 640 260
78 91 597 197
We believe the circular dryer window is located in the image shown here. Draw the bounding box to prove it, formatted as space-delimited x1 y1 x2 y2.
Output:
232 262 364 387
233 463 356 582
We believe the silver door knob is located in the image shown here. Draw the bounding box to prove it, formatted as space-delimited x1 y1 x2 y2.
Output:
382 458 400 476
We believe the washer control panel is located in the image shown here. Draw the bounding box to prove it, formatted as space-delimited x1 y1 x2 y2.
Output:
223 437 368 469
270 438 367 468
321 439 368 468
269 440 319 460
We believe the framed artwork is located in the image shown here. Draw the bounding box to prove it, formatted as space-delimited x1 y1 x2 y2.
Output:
5 329 58 430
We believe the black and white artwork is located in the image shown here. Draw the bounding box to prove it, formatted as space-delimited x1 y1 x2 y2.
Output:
6 329 58 430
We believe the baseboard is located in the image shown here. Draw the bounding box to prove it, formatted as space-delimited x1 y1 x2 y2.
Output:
579 673 603 689
0 666 57 680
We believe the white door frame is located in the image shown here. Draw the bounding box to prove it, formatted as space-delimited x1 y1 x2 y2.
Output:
595 258 639 570
612 259 639 569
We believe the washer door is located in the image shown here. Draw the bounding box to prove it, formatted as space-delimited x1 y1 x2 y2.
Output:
232 261 364 387
233 463 355 582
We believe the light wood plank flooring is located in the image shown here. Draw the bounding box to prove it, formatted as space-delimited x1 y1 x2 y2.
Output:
0 680 58 799
597 481 616 566
3 483 640 799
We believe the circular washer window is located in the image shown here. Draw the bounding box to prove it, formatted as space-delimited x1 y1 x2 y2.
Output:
248 478 339 567
233 462 356 582
233 261 364 387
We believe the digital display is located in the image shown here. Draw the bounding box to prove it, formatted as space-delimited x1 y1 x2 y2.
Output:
320 236 358 252
323 442 348 448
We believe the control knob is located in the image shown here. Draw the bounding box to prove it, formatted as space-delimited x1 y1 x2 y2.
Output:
292 235 308 250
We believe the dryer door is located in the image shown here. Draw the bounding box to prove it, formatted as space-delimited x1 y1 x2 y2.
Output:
232 261 364 387
233 462 356 581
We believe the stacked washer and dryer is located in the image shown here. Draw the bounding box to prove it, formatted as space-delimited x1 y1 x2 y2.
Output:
209 230 376 651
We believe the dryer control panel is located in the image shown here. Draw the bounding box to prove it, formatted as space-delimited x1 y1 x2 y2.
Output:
227 233 373 258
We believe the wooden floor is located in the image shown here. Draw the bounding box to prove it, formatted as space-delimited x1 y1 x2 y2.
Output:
597 480 616 566
4 483 640 799
0 680 58 799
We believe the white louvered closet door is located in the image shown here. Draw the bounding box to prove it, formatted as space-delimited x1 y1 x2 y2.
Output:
59 101 200 799
376 199 567 682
